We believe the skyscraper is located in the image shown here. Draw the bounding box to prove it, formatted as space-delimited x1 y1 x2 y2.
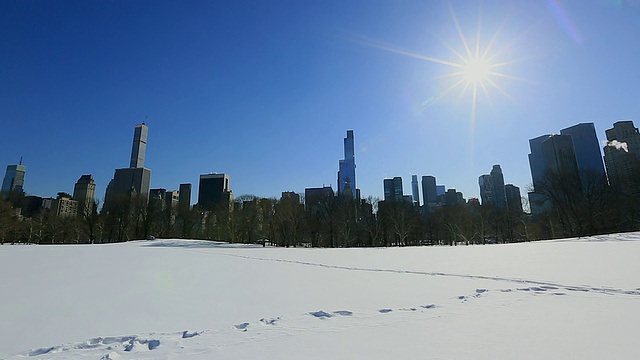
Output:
528 133 580 214
337 130 357 198
505 184 523 213
130 123 148 169
383 177 404 202
478 165 507 209
104 123 152 212
421 176 437 205
560 123 607 186
1 162 26 195
179 183 192 209
198 173 233 211
603 120 640 191
541 134 579 175
490 165 507 209
73 174 96 216
528 134 552 191
411 175 420 206
478 174 493 206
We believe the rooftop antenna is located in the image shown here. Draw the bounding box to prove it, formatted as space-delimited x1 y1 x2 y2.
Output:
19 156 22 165
143 115 147 125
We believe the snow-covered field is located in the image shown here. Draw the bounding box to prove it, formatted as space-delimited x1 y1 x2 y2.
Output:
1 233 639 359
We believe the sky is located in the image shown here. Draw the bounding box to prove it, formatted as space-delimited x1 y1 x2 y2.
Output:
2 0 640 205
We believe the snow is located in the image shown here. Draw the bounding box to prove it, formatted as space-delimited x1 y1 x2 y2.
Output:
1 233 639 359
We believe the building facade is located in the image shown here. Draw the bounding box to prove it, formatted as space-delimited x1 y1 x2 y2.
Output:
51 192 78 218
73 174 96 216
411 175 420 206
560 123 607 184
505 184 523 213
1 163 26 195
603 120 640 191
130 123 148 168
179 183 192 209
198 173 233 211
337 130 357 198
383 177 404 202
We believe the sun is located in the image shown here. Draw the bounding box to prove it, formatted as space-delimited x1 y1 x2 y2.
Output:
462 57 491 85
351 5 520 126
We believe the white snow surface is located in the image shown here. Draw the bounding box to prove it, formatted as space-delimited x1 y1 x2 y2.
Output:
1 233 640 359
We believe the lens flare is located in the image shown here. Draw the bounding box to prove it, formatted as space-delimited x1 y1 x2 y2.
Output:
351 5 523 128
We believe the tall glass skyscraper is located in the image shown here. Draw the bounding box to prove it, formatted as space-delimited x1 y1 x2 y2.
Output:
337 130 356 198
411 175 420 205
130 123 148 168
560 123 606 185
1 163 26 195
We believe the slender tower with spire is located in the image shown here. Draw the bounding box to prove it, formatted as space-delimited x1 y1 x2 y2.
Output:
337 130 357 198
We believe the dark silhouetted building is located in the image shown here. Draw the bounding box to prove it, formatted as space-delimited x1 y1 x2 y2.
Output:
73 175 95 216
281 191 301 203
443 189 464 206
179 183 192 208
383 177 404 202
560 123 607 186
305 186 334 214
603 120 640 191
198 173 233 211
421 175 438 214
479 165 507 209
505 184 523 213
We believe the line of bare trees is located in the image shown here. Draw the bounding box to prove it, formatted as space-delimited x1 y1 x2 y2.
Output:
2 169 640 246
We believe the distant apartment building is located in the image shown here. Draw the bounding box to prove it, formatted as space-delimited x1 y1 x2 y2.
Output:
383 177 404 202
179 183 192 208
305 186 334 214
198 173 233 211
505 184 523 213
73 174 96 216
442 189 464 206
51 192 78 218
165 190 179 209
281 191 301 203
603 120 640 192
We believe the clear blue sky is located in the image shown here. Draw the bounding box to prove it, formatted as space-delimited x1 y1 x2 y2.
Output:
2 0 640 204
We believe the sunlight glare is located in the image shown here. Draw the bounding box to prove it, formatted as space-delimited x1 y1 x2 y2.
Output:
463 57 491 85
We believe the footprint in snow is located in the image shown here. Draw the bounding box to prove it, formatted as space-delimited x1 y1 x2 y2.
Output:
310 311 333 319
333 310 353 316
260 317 279 325
379 308 393 313
234 323 250 331
182 330 201 339
421 304 436 309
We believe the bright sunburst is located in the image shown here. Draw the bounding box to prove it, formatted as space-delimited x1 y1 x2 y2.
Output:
352 5 520 126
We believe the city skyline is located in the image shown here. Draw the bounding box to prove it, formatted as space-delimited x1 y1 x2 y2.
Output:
2 1 640 203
